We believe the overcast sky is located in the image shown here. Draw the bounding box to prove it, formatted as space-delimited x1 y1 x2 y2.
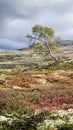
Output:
0 0 73 49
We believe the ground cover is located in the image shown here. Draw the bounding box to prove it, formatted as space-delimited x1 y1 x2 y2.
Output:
0 60 73 130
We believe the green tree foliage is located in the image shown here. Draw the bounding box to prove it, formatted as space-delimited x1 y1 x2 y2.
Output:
26 25 58 62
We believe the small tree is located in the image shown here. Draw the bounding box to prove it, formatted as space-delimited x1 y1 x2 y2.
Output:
26 25 58 62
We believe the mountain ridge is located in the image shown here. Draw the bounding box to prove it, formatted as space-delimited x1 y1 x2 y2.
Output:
17 40 73 51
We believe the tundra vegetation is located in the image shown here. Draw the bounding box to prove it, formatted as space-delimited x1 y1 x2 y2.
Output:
0 25 73 130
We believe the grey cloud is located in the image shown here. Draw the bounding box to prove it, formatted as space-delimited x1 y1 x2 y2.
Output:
0 0 39 20
0 0 73 49
0 0 72 21
0 37 27 49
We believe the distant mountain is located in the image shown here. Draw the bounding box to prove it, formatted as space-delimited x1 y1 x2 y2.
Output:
59 40 73 47
17 47 30 51
18 40 73 51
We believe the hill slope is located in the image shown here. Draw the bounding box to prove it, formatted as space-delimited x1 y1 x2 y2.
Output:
0 45 73 70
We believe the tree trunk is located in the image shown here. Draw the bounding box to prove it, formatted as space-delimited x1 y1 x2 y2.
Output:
49 49 57 62
46 42 57 62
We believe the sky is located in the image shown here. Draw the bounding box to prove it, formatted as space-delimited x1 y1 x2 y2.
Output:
0 0 73 49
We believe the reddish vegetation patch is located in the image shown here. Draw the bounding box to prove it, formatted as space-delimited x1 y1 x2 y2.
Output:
0 70 73 113
32 96 73 112
7 76 39 88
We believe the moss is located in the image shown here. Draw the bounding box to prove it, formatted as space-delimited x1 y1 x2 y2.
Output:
48 61 73 70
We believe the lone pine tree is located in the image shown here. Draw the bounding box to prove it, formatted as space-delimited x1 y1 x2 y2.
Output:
26 25 58 62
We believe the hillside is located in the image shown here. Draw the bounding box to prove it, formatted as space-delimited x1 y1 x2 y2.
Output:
0 45 73 130
0 46 73 70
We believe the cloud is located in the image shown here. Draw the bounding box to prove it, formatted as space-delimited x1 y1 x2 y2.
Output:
0 0 73 49
0 37 28 50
